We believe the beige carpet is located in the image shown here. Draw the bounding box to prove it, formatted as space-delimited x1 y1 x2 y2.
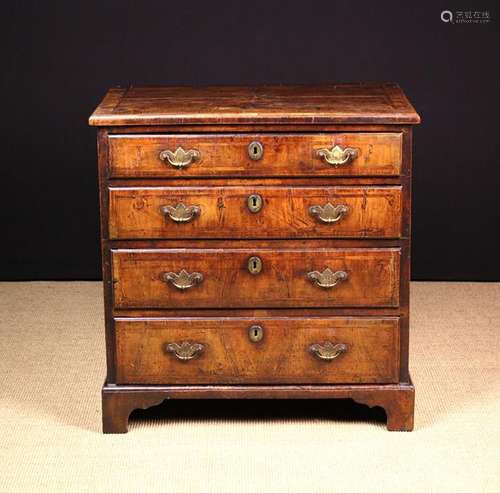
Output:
0 282 499 492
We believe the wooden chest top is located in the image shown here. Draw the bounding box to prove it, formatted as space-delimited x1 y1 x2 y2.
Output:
89 83 420 126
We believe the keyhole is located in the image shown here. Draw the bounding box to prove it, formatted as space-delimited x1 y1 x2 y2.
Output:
248 141 263 160
248 325 264 342
247 194 262 213
247 256 262 274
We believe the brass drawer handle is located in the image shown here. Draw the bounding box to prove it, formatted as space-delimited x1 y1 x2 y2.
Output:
162 270 204 290
309 203 349 223
307 268 348 289
160 203 201 223
310 342 347 361
159 146 200 168
316 145 358 167
165 341 204 360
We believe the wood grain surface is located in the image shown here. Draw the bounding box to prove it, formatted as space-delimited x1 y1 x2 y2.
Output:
108 185 402 239
114 317 400 384
89 84 420 126
111 247 400 309
108 133 402 177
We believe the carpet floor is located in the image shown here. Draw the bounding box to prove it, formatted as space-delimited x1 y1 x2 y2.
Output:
0 281 499 492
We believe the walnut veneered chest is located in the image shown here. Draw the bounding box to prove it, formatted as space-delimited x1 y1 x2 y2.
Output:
89 84 420 433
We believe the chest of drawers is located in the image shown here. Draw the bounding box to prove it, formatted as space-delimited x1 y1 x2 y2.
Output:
89 84 420 432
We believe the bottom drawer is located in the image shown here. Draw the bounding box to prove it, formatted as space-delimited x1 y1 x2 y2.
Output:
115 317 400 384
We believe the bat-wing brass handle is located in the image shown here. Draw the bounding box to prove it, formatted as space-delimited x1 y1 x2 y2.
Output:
309 203 349 223
159 146 200 168
316 145 358 167
160 203 201 223
309 342 347 361
162 270 204 290
307 268 348 289
165 341 204 360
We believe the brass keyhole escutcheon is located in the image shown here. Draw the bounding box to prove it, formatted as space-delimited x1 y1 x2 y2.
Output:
248 141 264 160
247 193 263 213
247 256 262 274
248 325 264 343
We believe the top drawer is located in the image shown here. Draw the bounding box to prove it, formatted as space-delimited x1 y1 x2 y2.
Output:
108 133 402 178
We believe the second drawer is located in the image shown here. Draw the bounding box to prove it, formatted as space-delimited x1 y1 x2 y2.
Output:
112 247 400 309
108 186 402 239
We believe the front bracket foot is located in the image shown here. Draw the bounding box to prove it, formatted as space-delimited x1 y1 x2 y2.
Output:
102 385 167 433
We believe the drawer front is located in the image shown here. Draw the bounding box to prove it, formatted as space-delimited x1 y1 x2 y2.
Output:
108 133 402 177
109 186 402 239
115 317 400 384
112 248 400 309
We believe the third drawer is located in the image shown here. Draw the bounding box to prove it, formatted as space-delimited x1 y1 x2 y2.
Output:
112 247 400 309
